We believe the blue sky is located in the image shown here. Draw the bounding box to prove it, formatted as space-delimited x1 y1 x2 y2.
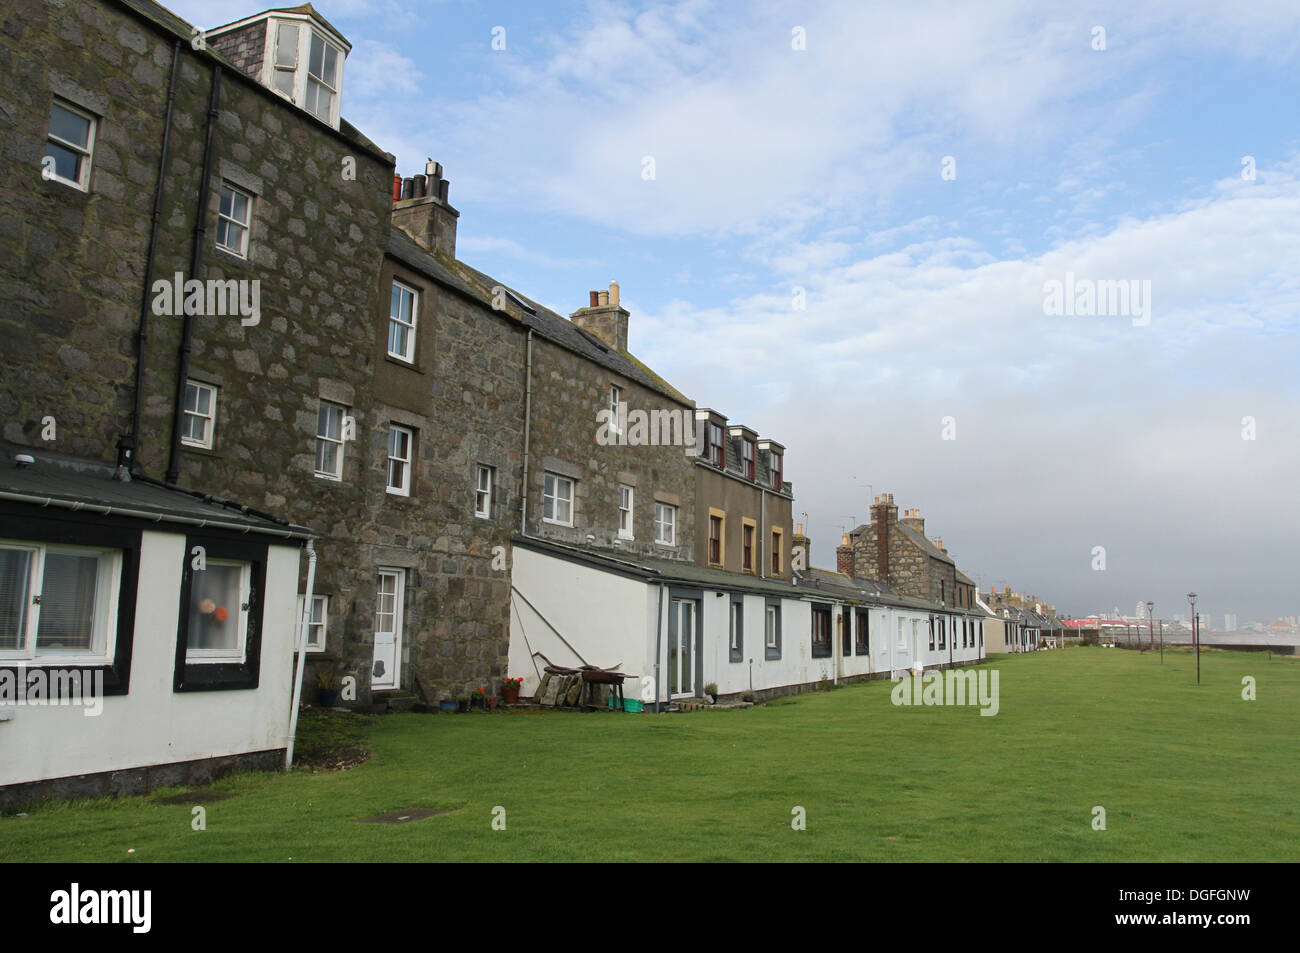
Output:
181 0 1300 622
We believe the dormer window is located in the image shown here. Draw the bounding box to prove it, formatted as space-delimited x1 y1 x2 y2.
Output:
306 31 341 121
207 11 349 130
708 423 724 468
769 451 783 490
741 437 755 480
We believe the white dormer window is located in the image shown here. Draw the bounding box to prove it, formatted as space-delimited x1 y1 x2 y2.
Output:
259 17 346 129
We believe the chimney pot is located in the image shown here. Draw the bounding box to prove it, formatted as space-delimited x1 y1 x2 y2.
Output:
412 174 427 198
438 179 450 203
392 174 402 202
589 290 600 308
401 177 415 200
796 522 804 535
609 280 620 306
598 290 609 306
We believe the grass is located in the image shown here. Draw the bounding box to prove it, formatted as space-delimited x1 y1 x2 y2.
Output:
2 647 1297 862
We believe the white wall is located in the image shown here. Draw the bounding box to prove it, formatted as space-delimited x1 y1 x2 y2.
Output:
508 546 651 699
3 530 301 787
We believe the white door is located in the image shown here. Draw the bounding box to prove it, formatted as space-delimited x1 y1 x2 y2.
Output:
372 568 405 690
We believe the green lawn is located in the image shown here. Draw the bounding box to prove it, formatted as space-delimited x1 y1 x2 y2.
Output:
3 647 1297 862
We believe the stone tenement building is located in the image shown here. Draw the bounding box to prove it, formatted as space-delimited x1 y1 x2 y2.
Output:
985 585 1057 618
694 409 793 580
1 0 780 705
836 494 976 610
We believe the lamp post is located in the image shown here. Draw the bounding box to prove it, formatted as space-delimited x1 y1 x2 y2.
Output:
1146 601 1155 661
1188 592 1199 685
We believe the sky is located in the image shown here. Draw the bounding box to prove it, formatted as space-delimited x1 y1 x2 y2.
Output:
176 0 1300 623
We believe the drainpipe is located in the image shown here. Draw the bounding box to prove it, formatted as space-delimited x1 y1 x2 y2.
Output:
759 485 766 579
653 582 665 713
129 39 181 472
285 536 318 769
166 64 223 484
519 329 533 535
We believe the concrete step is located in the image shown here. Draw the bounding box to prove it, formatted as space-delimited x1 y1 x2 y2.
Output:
371 690 417 713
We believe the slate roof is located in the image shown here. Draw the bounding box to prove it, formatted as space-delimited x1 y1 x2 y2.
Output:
0 446 312 539
116 0 390 159
387 229 693 406
798 567 985 615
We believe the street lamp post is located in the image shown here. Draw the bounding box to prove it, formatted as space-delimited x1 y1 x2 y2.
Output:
1188 592 1199 685
1147 601 1156 663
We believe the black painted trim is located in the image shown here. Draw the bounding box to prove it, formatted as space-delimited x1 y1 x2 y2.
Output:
0 505 141 697
173 533 268 692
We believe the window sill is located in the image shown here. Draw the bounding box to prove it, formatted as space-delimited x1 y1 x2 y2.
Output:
384 355 422 373
213 244 251 267
43 175 90 195
542 518 574 528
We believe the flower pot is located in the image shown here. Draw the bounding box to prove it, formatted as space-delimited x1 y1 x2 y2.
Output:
486 696 499 710
318 689 339 707
456 699 470 713
502 685 520 704
439 700 457 714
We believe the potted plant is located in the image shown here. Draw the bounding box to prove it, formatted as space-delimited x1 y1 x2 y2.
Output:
501 676 522 704
317 669 342 707
473 686 488 710
704 682 718 704
456 693 470 713
486 693 499 711
438 696 458 714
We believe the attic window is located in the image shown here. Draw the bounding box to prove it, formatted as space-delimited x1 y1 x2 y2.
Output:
262 19 344 128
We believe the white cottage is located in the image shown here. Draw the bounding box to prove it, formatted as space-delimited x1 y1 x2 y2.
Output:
508 537 986 707
0 447 311 805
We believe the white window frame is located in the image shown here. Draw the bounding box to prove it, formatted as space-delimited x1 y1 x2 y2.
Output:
617 485 634 539
388 280 418 363
181 380 217 449
305 29 342 123
386 424 413 496
184 558 251 664
609 384 623 436
475 465 494 519
315 400 346 481
543 473 574 526
0 541 121 664
216 182 253 258
260 19 346 129
296 593 328 652
654 502 676 546
45 99 96 191
766 604 779 649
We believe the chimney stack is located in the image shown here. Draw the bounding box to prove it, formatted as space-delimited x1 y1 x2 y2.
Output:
792 522 810 570
836 533 854 576
870 492 898 583
570 280 630 351
392 158 459 258
900 506 925 536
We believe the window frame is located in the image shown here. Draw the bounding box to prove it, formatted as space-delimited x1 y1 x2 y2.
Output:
314 400 346 481
729 594 744 663
771 527 783 575
608 384 623 437
617 484 634 539
0 513 141 697
174 533 267 692
216 181 253 259
296 593 328 652
769 451 783 490
388 280 418 364
181 380 218 450
475 465 494 519
811 603 833 659
741 437 756 481
764 598 782 660
707 509 724 567
386 424 413 497
707 422 724 468
543 472 574 527
0 540 122 665
44 99 96 191
741 518 756 573
654 501 676 546
855 608 870 655
305 29 342 123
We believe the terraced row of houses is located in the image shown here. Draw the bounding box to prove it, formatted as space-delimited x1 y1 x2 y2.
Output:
1 0 1009 803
